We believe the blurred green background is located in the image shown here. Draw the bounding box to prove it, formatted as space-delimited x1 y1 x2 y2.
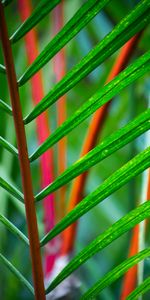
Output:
0 0 150 299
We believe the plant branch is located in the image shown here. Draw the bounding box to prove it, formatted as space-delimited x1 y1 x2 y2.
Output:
0 3 45 299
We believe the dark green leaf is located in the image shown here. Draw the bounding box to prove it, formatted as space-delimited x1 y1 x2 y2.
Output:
0 214 29 245
35 109 150 201
24 0 150 123
40 147 150 245
18 0 111 85
0 99 12 115
0 136 18 156
0 253 34 294
81 249 150 299
0 176 24 202
0 64 6 73
10 0 61 43
1 0 13 6
30 50 150 162
45 199 150 293
127 276 150 299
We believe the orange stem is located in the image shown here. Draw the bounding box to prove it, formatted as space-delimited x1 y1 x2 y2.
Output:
61 33 142 256
120 225 139 300
18 0 56 276
53 1 67 220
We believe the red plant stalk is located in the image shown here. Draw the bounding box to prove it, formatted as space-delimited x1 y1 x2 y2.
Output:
53 1 67 220
121 169 150 299
0 3 45 299
120 225 139 300
61 33 142 256
18 0 56 276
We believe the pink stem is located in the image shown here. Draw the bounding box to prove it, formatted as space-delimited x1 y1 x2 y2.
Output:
18 0 56 276
52 1 67 220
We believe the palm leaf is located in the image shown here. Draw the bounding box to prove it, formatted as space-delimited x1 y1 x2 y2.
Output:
1 0 150 298
0 176 24 202
1 0 13 6
0 214 29 245
24 0 150 123
127 276 150 299
0 99 12 115
0 64 6 73
40 147 150 244
30 49 150 161
18 0 111 86
10 0 61 43
0 253 34 294
45 199 150 292
81 248 150 299
36 109 150 201
0 136 18 156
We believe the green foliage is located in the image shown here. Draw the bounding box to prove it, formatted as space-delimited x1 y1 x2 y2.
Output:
10 0 61 43
127 276 150 299
0 176 24 202
36 109 150 200
81 248 150 299
1 0 13 6
0 99 12 115
0 253 34 294
24 0 150 123
0 64 6 73
0 0 150 299
30 52 150 161
0 214 29 245
40 147 150 244
46 200 150 292
18 0 111 86
0 136 18 156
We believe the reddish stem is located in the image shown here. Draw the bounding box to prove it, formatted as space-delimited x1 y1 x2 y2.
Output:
18 0 56 276
120 225 139 300
61 33 142 255
53 1 67 220
0 3 45 299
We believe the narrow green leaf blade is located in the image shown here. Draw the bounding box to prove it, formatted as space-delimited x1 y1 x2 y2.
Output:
45 199 150 293
0 253 34 294
30 50 150 162
1 0 13 6
18 0 111 85
24 0 150 123
0 214 29 245
0 136 18 156
0 64 6 73
10 0 61 43
81 249 150 299
127 276 150 299
0 176 24 202
0 99 12 115
40 147 150 245
36 109 150 201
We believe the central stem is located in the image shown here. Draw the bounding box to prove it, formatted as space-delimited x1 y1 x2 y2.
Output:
0 3 45 299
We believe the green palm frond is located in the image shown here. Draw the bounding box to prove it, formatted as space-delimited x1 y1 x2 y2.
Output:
127 276 150 299
81 249 150 299
0 253 34 294
46 200 150 292
0 0 150 298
